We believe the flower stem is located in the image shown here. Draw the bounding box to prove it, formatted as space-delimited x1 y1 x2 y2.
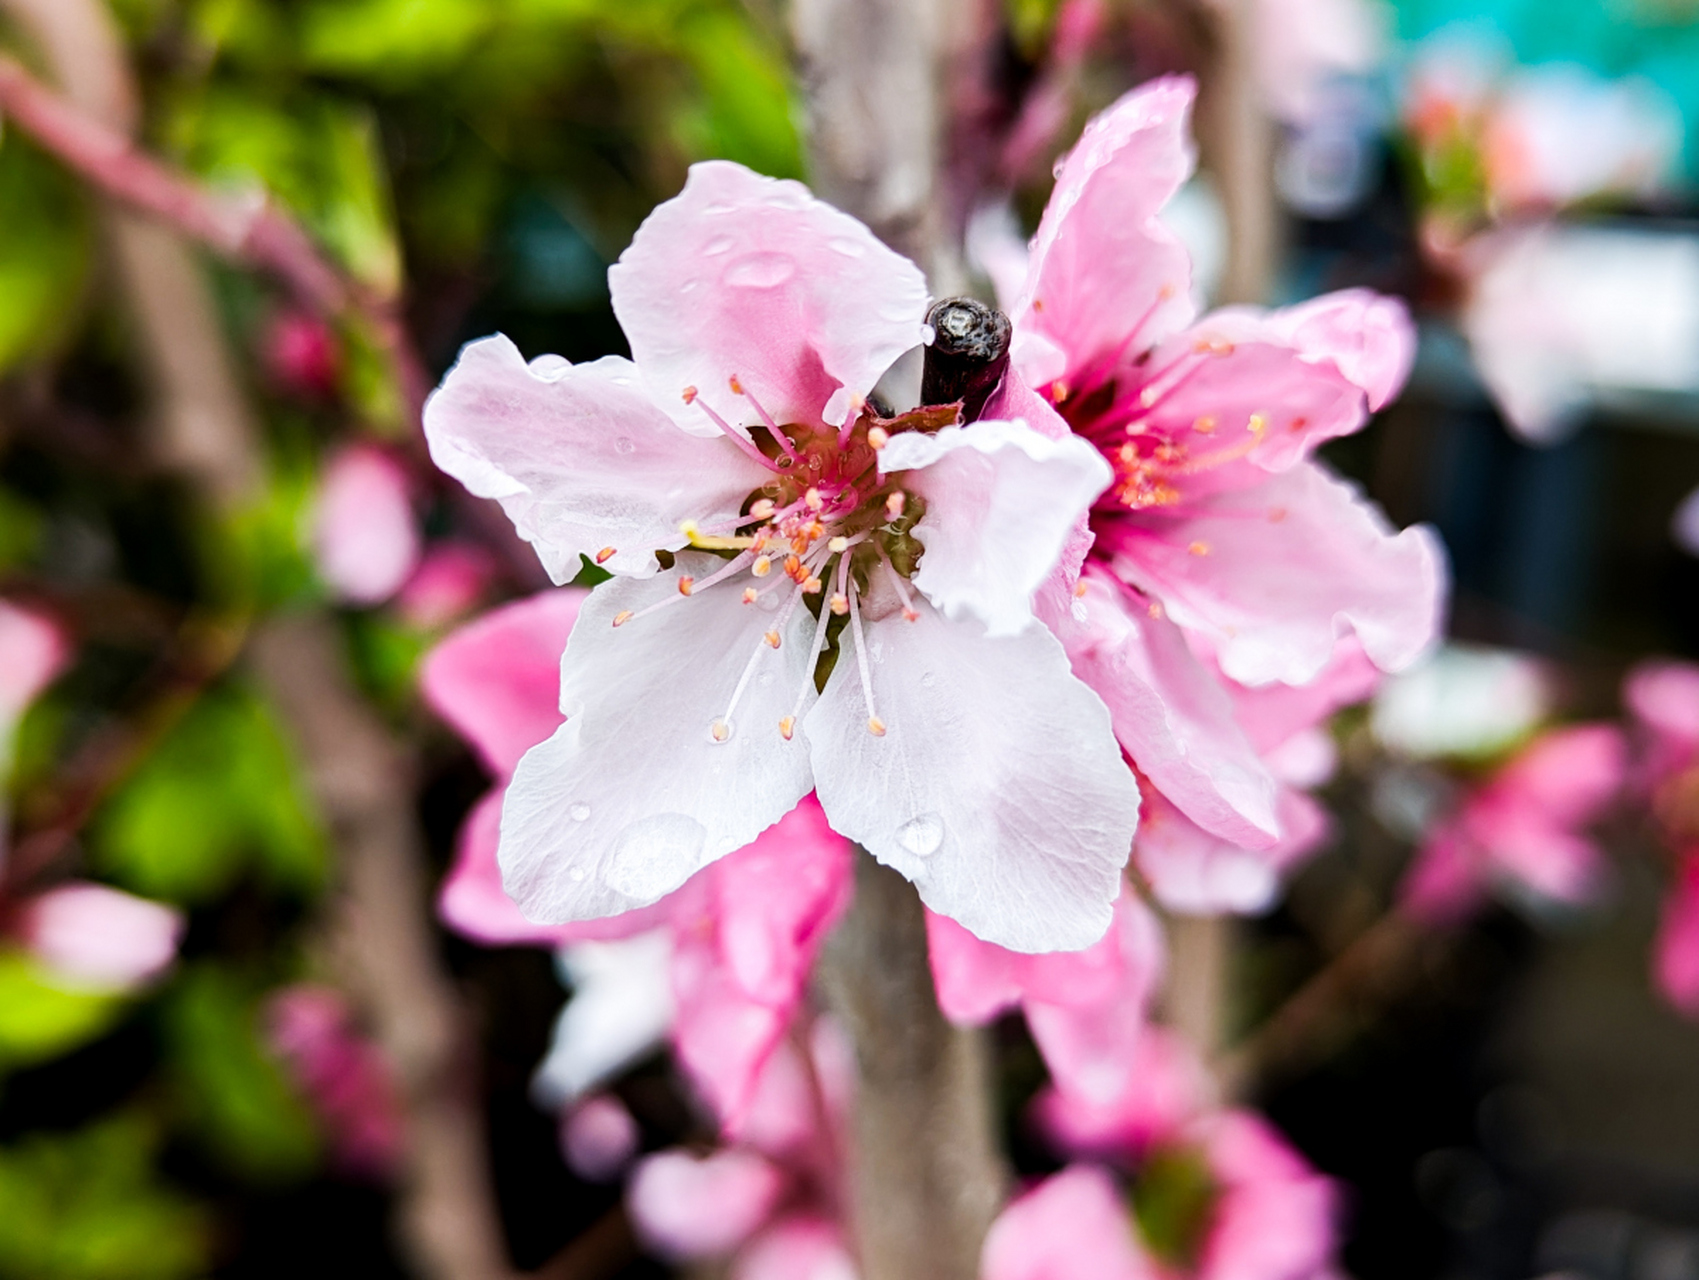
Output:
820 852 1005 1280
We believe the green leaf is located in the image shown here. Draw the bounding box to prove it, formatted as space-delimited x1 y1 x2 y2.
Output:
0 953 124 1070
95 685 325 903
670 9 803 178
0 1112 209 1280
0 139 90 374
161 966 321 1181
298 0 494 80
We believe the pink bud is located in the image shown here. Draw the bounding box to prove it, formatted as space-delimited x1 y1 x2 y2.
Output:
311 445 421 606
0 599 68 728
264 311 340 400
397 543 496 629
18 883 182 992
561 1093 640 1182
627 1148 784 1261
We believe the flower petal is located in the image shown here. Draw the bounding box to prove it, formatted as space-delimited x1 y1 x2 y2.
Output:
501 554 819 923
0 598 67 729
1263 288 1416 410
611 160 930 431
311 445 420 605
1015 78 1199 388
19 883 183 993
804 602 1139 952
1655 859 1699 1018
1058 566 1278 847
1135 785 1330 916
735 1216 858 1280
1106 462 1447 686
880 419 1111 637
982 1166 1157 1280
424 336 769 581
420 588 584 776
627 1148 785 1262
1198 1113 1338 1280
532 931 676 1107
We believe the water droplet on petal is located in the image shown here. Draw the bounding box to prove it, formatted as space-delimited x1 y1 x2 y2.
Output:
726 252 796 289
569 867 586 882
827 236 865 258
703 236 735 257
606 814 706 899
615 437 636 455
569 802 591 822
896 813 945 858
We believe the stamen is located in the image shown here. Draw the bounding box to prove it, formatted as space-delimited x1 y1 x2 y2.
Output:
613 610 634 627
1188 541 1211 556
828 536 849 553
867 425 890 449
715 577 809 743
686 388 783 473
753 555 773 577
836 394 867 448
743 587 759 604
678 576 695 596
877 545 921 622
596 546 616 564
731 375 801 462
830 592 849 616
764 629 781 648
884 491 905 521
613 553 753 627
846 573 884 737
804 487 824 512
749 498 776 520
781 553 843 739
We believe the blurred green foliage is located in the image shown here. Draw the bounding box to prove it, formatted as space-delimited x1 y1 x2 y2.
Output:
1130 1144 1219 1270
94 684 325 904
0 1113 208 1280
0 953 124 1070
0 141 91 376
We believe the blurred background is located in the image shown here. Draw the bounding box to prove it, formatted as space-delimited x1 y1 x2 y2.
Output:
0 0 1698 1277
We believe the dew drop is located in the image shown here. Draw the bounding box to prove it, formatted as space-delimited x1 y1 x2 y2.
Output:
703 236 735 257
896 813 945 858
726 252 796 289
569 802 591 822
827 236 866 258
606 814 706 899
569 867 586 882
755 591 781 613
615 436 636 455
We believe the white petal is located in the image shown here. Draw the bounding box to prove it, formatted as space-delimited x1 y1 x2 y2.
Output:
879 420 1112 638
501 554 818 922
804 603 1140 952
532 931 675 1107
423 335 770 580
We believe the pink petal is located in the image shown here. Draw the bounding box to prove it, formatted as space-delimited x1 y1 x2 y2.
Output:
1223 637 1381 755
610 160 929 432
1105 461 1447 687
1196 1112 1338 1280
1015 78 1199 390
420 589 585 776
670 924 789 1132
734 1216 858 1280
1397 819 1487 925
627 1148 785 1262
0 599 67 726
982 1165 1157 1280
396 542 495 629
561 1093 641 1182
1058 566 1279 848
1655 857 1699 1017
311 444 421 605
1261 289 1416 411
1485 723 1626 831
423 337 772 581
1033 1027 1212 1158
1624 660 1699 781
1135 785 1329 917
18 883 184 992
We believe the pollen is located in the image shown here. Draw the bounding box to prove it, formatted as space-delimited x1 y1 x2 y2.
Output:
867 716 887 737
752 555 773 577
749 498 776 520
1188 541 1211 557
784 554 802 579
681 385 698 404
710 719 731 743
1248 413 1268 435
779 715 796 741
678 576 695 596
595 546 616 564
868 426 890 449
1193 415 1216 434
764 630 781 648
885 491 905 520
805 487 824 512
802 575 823 594
1074 580 1089 598
742 587 759 604
729 374 744 395
613 610 634 627
830 593 849 616
1050 380 1070 404
828 535 849 553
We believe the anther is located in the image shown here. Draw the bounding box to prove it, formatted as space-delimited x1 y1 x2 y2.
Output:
867 717 887 737
784 554 802 578
868 426 890 449
764 630 781 648
613 610 634 627
805 487 824 512
1248 414 1267 435
743 587 759 604
678 576 695 596
830 593 849 616
885 491 905 521
752 555 773 577
1193 416 1216 434
595 546 616 564
779 715 796 741
682 386 698 404
802 576 823 594
828 535 849 553
1074 580 1089 598
729 374 744 395
1188 541 1211 556
749 498 776 520
1050 380 1070 404
711 719 731 743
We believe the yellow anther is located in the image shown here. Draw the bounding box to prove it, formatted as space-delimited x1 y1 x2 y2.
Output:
1074 580 1089 598
596 546 616 564
729 374 744 394
1050 379 1071 404
1193 416 1216 434
1247 413 1267 435
678 576 695 595
885 491 905 520
1188 541 1211 557
779 716 796 741
613 610 634 627
1148 601 1164 619
867 716 887 737
828 536 849 553
830 593 850 616
752 555 773 577
867 426 890 449
749 498 776 520
711 719 731 742
802 576 823 594
742 587 759 604
764 630 781 648
682 385 698 404
805 487 824 512
784 554 802 579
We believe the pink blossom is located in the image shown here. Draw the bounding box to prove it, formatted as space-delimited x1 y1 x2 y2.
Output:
263 310 340 400
1000 78 1441 878
425 159 1140 953
311 444 421 606
0 598 67 730
1399 724 1626 923
16 882 182 992
396 542 495 628
629 1148 787 1261
265 984 404 1177
1033 1026 1213 1158
560 1093 641 1182
1654 856 1699 1017
982 1164 1158 1280
736 1216 858 1280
